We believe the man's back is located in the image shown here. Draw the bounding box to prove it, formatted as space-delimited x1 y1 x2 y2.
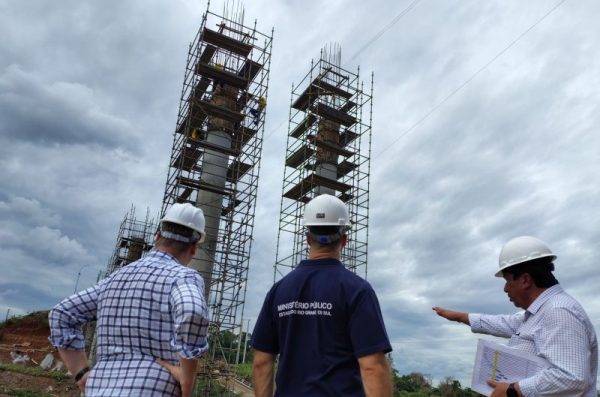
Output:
252 258 391 396
95 251 204 360
49 203 209 397
51 250 209 396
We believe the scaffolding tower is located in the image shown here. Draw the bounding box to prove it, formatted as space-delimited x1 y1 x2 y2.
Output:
106 206 158 275
161 4 272 395
275 46 373 280
90 206 158 364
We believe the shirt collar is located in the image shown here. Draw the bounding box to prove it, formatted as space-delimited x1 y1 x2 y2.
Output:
526 284 563 315
147 249 182 266
298 258 343 267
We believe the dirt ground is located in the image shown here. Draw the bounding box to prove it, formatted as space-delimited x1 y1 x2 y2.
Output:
0 369 80 397
0 311 80 396
0 312 250 396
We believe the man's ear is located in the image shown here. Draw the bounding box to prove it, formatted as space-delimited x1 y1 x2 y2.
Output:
306 233 312 246
190 241 199 256
521 273 534 288
340 234 348 248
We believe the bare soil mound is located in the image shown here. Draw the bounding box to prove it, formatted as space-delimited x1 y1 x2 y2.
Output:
0 311 80 396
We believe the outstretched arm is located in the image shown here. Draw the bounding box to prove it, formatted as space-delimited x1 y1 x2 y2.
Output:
432 307 470 325
253 350 275 397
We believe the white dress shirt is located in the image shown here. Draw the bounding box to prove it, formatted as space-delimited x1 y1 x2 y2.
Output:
469 284 597 397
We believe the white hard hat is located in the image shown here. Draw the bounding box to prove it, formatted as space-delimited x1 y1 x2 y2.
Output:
161 203 206 243
302 194 351 228
495 236 556 277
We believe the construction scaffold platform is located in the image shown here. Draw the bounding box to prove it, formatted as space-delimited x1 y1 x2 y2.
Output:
105 206 158 275
275 46 373 281
91 206 158 364
161 4 272 396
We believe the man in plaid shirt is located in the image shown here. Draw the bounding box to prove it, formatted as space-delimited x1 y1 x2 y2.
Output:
433 236 598 397
49 203 210 397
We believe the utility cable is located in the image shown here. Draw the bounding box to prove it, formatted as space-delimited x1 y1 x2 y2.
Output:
262 118 286 142
346 0 423 65
263 0 422 142
376 0 569 158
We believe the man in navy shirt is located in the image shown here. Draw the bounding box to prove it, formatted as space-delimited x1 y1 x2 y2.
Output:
251 194 393 396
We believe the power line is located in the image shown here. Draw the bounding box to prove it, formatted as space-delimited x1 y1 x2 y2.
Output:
376 0 569 158
262 118 286 142
263 1 422 143
346 0 423 65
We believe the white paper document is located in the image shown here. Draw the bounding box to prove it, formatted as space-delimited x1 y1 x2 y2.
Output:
471 339 549 396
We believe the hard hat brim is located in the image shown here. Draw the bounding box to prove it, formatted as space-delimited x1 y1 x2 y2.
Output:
302 221 352 227
160 218 205 243
494 253 557 277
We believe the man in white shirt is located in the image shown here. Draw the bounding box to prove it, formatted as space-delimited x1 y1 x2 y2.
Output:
433 236 598 397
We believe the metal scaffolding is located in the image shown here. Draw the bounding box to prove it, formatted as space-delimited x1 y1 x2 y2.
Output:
160 4 272 395
275 46 373 280
91 206 157 364
106 206 158 275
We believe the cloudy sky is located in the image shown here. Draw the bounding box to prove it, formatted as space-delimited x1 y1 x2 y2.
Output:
1 0 599 386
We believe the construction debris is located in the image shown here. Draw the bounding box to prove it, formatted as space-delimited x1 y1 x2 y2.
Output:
51 360 65 372
40 352 54 369
10 351 30 364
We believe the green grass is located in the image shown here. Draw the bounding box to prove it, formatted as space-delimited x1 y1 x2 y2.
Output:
234 362 252 382
0 363 69 382
0 311 49 332
194 378 241 396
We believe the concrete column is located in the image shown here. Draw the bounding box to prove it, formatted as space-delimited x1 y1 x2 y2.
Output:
189 84 236 300
315 119 340 196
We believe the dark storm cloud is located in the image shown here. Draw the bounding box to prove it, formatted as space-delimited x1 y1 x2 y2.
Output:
0 1 191 318
0 0 190 152
354 0 600 383
0 65 135 149
0 0 186 275
241 0 600 384
0 282 64 313
0 225 90 265
0 196 60 227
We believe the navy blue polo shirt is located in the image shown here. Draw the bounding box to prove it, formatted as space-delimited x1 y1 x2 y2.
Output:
251 258 392 396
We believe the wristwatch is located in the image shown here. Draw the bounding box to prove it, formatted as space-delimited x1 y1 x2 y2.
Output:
74 366 90 382
506 383 518 397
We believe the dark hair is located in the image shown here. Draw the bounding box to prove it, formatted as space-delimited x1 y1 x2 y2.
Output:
307 226 346 245
503 257 558 288
308 226 343 235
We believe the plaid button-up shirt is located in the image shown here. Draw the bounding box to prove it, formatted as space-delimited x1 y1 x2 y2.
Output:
49 250 209 396
470 285 598 397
